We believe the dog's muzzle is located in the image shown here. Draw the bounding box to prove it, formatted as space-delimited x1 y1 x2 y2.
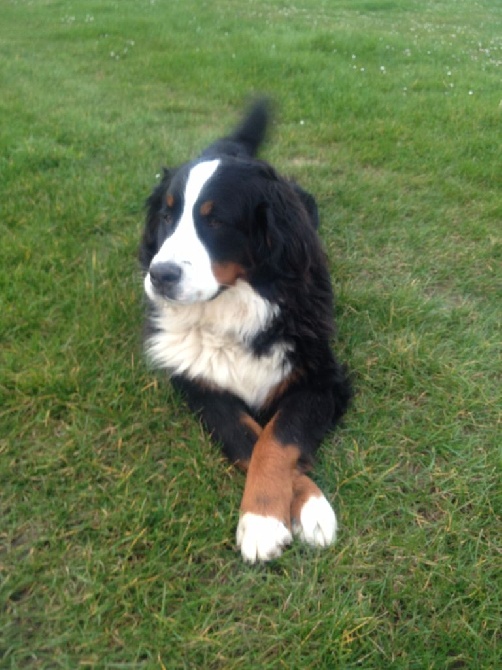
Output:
146 259 220 304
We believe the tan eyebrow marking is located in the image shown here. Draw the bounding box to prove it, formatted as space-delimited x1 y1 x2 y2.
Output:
166 194 174 208
199 200 214 216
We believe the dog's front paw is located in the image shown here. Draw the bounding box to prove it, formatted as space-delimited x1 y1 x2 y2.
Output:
292 495 337 548
236 513 292 563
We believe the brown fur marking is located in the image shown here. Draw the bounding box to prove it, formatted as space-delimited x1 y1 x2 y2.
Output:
240 416 301 527
199 200 214 216
240 413 263 439
211 261 246 286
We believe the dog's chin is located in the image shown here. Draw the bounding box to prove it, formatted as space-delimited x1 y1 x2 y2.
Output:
169 288 226 305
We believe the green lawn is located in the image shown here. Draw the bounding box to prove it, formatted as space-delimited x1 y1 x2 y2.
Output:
1 0 500 668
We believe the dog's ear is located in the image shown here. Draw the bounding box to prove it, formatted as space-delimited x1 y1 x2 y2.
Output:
252 201 276 264
251 165 286 268
291 184 320 230
139 169 173 269
252 182 313 279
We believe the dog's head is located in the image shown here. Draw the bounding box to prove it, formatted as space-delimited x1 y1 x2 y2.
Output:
141 154 318 305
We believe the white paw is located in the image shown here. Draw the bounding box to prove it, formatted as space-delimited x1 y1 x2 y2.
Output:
292 495 338 548
236 513 292 563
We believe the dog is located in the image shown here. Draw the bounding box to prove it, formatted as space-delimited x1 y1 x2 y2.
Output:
139 100 352 563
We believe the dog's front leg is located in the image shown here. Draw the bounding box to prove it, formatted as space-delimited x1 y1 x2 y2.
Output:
236 416 297 562
236 389 338 563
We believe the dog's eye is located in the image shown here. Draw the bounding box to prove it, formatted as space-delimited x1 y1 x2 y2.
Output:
161 210 173 227
157 211 174 244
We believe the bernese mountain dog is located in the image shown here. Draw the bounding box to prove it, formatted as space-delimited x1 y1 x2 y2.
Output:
139 100 352 563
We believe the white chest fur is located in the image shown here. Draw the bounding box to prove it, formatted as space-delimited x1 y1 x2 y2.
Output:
145 280 292 409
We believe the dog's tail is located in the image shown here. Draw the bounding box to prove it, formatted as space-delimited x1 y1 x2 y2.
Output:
229 98 271 156
201 98 271 160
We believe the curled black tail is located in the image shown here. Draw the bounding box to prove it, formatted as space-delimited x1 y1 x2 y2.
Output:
201 97 271 160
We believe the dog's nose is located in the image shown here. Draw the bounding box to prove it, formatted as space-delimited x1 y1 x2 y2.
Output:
149 262 182 288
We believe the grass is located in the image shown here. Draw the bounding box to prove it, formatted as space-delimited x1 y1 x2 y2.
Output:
0 0 500 667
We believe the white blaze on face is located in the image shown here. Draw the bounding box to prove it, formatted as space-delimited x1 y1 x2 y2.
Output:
145 159 221 304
